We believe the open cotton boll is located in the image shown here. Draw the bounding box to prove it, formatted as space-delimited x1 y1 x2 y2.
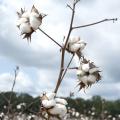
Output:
30 13 42 30
69 37 80 44
77 69 85 77
20 22 32 34
69 43 81 52
55 98 68 105
79 42 86 51
22 11 30 18
89 67 99 74
79 76 88 86
42 99 56 108
75 112 80 117
16 18 28 27
72 111 76 116
88 74 96 83
46 92 55 100
48 104 67 117
16 104 21 109
82 63 90 72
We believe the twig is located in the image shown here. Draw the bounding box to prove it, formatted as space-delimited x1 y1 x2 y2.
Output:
7 66 19 115
72 18 118 29
63 67 78 70
67 4 73 11
60 54 74 81
38 28 62 48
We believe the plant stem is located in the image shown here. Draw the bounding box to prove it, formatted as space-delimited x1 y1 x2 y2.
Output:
72 18 117 29
60 54 74 82
38 28 62 48
54 1 76 94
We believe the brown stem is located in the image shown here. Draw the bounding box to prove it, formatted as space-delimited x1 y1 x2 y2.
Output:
60 54 74 81
63 67 78 70
72 18 117 29
7 66 19 115
38 28 63 48
54 1 76 94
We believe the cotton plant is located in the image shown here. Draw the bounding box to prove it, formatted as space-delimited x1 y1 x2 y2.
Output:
15 0 117 119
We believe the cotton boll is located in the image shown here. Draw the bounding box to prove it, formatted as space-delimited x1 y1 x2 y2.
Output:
30 13 42 30
75 112 80 117
22 11 30 18
89 67 99 74
69 37 80 44
79 42 86 51
41 94 48 101
72 111 76 116
69 43 81 52
42 99 56 108
77 69 85 77
79 76 88 86
82 63 90 72
20 22 32 34
46 92 55 100
17 105 21 109
16 17 28 27
55 98 68 105
87 74 96 84
48 104 67 117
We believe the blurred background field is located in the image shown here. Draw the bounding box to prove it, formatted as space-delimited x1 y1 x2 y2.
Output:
0 92 120 120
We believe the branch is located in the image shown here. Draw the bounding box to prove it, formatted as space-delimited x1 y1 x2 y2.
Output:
72 18 118 29
38 28 63 48
54 1 78 94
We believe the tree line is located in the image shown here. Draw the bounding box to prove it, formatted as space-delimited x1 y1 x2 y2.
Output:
0 92 119 118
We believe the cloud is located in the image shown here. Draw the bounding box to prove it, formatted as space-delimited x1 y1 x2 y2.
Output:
0 72 34 93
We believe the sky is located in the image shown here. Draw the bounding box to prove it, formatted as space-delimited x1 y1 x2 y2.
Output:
0 0 120 100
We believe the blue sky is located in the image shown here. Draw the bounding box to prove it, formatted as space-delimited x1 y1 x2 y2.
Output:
0 0 120 100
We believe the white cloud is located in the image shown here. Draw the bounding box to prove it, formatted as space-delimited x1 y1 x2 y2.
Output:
0 72 33 93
